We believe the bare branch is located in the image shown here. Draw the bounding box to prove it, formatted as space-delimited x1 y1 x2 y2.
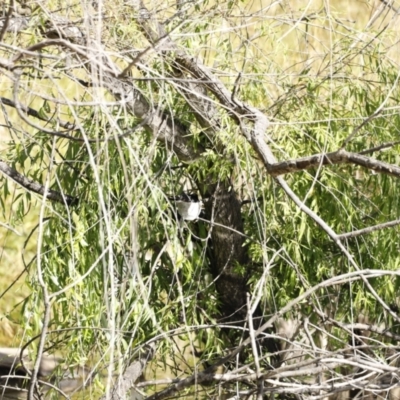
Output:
360 140 400 155
379 0 400 14
338 218 400 239
268 149 400 178
0 160 77 205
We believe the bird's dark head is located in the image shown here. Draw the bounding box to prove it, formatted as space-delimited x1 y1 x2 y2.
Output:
170 192 199 202
168 192 202 221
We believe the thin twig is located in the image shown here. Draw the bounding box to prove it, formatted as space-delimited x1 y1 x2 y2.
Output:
27 139 57 400
338 218 400 239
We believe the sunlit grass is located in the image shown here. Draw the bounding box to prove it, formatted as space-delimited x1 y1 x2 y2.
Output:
0 191 38 346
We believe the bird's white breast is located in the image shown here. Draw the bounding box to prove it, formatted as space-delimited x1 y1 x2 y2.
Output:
176 201 202 220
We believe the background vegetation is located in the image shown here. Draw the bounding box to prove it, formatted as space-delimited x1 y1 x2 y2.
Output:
1 0 400 399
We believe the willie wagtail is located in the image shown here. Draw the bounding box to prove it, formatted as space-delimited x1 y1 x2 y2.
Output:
169 192 203 221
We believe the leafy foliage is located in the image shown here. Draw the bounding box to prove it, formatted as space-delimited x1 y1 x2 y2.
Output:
2 0 400 399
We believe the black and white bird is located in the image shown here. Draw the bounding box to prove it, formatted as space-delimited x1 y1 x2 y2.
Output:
169 193 202 221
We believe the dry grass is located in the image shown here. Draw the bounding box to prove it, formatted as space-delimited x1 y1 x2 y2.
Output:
0 197 38 346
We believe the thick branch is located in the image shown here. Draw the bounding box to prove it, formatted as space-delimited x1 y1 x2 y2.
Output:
0 160 77 205
268 149 400 177
103 75 202 162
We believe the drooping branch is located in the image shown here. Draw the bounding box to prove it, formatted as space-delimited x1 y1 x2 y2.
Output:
3 6 400 400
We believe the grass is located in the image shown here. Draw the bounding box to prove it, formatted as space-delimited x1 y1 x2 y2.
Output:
0 183 39 346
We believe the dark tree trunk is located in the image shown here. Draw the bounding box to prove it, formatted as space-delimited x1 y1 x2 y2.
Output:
205 183 249 323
